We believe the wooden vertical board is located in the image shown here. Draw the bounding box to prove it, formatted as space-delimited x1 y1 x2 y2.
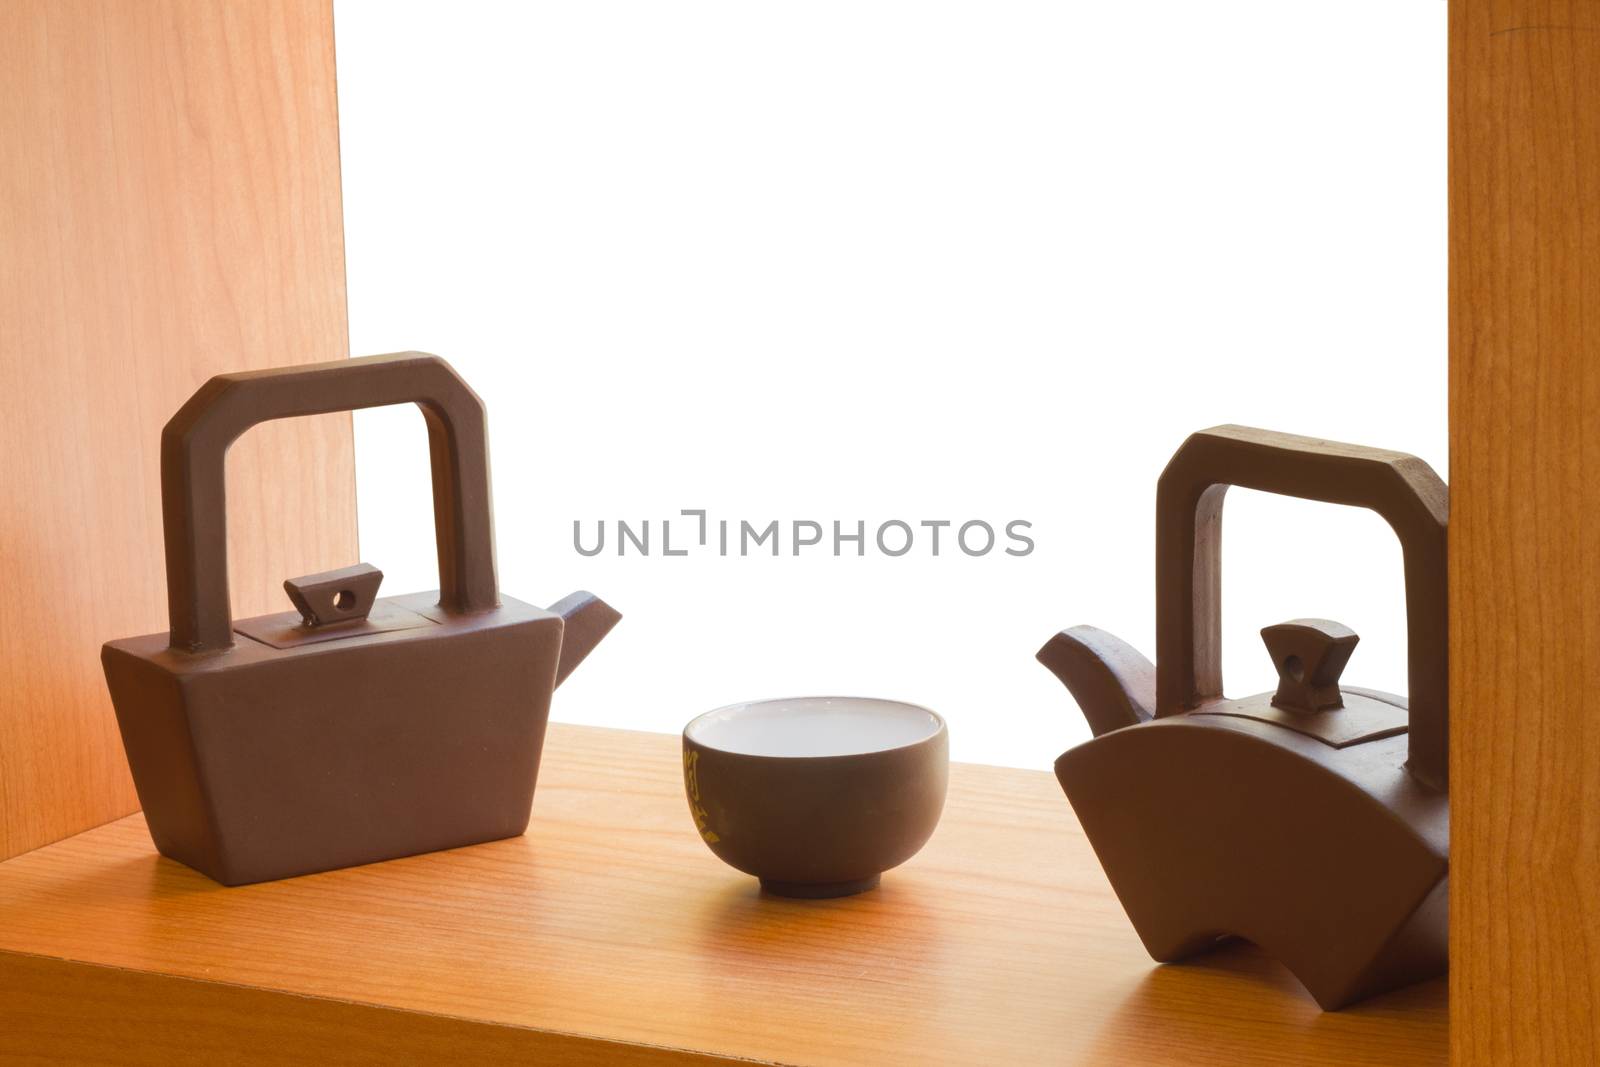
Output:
1450 1 1600 1062
0 1 356 860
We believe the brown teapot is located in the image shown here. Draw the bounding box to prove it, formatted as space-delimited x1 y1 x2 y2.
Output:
1038 424 1447 1010
103 352 619 885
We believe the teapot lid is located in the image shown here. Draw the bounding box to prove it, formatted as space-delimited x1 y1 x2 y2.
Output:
233 563 437 649
1187 619 1408 748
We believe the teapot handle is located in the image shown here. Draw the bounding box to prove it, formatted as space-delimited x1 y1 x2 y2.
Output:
161 351 497 653
1154 425 1449 790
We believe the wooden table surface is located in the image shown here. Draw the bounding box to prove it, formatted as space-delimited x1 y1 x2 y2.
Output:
0 724 1446 1065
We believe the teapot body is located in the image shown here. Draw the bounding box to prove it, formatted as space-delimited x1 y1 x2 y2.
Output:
104 592 562 885
1056 698 1447 1010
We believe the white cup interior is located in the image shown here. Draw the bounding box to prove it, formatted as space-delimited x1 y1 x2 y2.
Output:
685 696 944 758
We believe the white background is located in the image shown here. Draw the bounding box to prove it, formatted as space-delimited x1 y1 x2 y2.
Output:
333 1 1445 769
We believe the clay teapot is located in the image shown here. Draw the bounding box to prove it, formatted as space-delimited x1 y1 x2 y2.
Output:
1037 424 1447 1010
103 352 619 885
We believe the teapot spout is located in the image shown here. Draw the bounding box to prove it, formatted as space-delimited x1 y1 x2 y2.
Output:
548 591 621 688
1037 625 1156 737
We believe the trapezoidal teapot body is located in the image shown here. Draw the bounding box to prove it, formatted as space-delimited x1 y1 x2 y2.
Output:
102 352 619 886
1038 425 1448 1010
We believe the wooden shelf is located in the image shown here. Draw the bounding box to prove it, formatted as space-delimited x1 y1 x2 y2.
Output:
0 724 1445 1064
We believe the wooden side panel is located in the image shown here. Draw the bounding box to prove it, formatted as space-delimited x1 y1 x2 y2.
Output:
1450 1 1600 1062
0 1 357 860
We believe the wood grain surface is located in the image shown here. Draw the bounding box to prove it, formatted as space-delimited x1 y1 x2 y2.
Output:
0 724 1446 1065
1450 3 1600 1064
0 1 356 860
0 953 728 1067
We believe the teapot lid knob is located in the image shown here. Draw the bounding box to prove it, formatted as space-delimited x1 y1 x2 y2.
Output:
1261 619 1359 713
284 563 383 629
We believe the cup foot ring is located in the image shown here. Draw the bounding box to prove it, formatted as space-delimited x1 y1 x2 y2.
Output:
759 874 881 899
